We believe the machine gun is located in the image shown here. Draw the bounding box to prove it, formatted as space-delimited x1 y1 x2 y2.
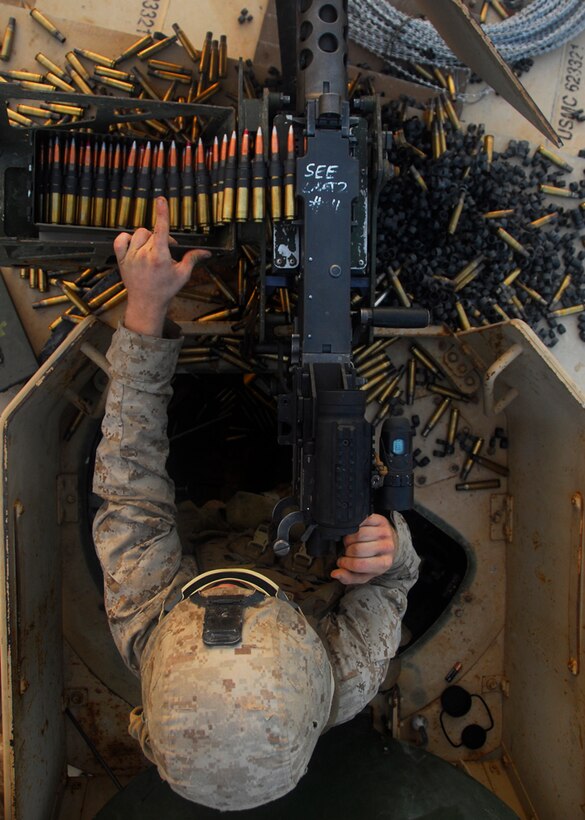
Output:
265 0 430 557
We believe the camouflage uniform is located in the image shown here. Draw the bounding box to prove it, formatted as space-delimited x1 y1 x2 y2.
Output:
92 324 420 807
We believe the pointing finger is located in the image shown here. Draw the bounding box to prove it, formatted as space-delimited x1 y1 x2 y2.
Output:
152 197 170 246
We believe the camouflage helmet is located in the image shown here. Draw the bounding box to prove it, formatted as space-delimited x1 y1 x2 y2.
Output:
133 570 334 811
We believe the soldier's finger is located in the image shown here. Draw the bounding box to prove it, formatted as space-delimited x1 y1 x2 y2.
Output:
336 554 393 575
113 232 132 262
343 538 395 559
129 227 152 250
330 567 377 586
152 196 170 245
175 248 212 279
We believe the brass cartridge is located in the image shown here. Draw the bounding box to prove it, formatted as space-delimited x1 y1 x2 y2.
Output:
30 8 66 43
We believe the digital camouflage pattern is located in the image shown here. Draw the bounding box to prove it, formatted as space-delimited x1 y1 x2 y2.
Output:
93 324 420 808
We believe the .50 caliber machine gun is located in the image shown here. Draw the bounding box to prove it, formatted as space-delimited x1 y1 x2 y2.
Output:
263 0 430 557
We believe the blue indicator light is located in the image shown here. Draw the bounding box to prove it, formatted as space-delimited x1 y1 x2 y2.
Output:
392 438 405 455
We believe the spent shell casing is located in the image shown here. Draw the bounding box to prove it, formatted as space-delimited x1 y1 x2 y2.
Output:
406 357 416 404
549 304 585 317
7 109 33 126
171 23 199 63
496 227 529 257
137 35 177 60
1 69 43 82
46 72 76 92
448 191 466 235
460 436 484 480
209 39 219 83
502 266 521 286
74 48 116 68
0 17 15 62
539 184 580 199
421 398 451 438
410 165 428 192
62 284 90 316
472 454 509 477
65 51 91 80
516 281 547 305
114 35 153 64
19 80 56 92
529 212 558 229
199 31 212 74
30 8 66 43
389 269 411 308
536 144 573 172
549 274 571 307
456 479 500 491
483 134 494 168
428 384 471 403
480 1 489 22
95 65 135 82
483 209 515 219
410 343 440 376
447 407 460 446
490 0 509 18
35 52 68 80
194 81 220 103
97 76 134 93
17 104 58 120
219 35 228 78
455 300 471 330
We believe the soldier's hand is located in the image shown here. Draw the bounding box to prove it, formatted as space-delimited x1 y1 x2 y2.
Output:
331 514 397 585
114 196 211 337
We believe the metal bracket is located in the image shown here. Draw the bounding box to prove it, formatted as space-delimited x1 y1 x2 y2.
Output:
483 343 523 416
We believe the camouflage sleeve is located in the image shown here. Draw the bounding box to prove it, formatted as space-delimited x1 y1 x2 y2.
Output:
92 324 196 676
317 512 420 727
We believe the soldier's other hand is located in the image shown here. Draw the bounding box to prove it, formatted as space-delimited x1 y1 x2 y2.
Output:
114 197 212 337
331 514 397 585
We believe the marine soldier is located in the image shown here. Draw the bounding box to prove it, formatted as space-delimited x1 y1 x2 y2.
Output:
92 196 420 811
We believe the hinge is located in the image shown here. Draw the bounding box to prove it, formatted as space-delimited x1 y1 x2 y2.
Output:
57 474 79 524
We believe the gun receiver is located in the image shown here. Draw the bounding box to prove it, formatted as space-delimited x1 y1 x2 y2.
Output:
270 0 429 557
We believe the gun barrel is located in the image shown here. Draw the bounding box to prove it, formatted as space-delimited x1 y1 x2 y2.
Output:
297 0 348 115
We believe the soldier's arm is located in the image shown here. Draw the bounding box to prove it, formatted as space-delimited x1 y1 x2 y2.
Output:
316 512 420 726
93 198 211 674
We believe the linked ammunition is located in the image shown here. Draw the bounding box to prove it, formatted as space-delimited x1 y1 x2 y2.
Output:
107 142 123 228
284 125 296 220
118 37 158 67
78 140 93 226
65 51 91 80
180 141 194 230
456 480 500 491
117 140 137 227
222 131 237 224
62 137 78 225
133 141 152 228
137 35 177 60
269 126 282 222
235 129 250 223
30 8 66 43
74 48 116 68
167 141 180 230
195 138 211 232
171 23 199 63
92 141 108 227
217 134 228 224
252 127 266 222
421 398 451 438
0 17 15 62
